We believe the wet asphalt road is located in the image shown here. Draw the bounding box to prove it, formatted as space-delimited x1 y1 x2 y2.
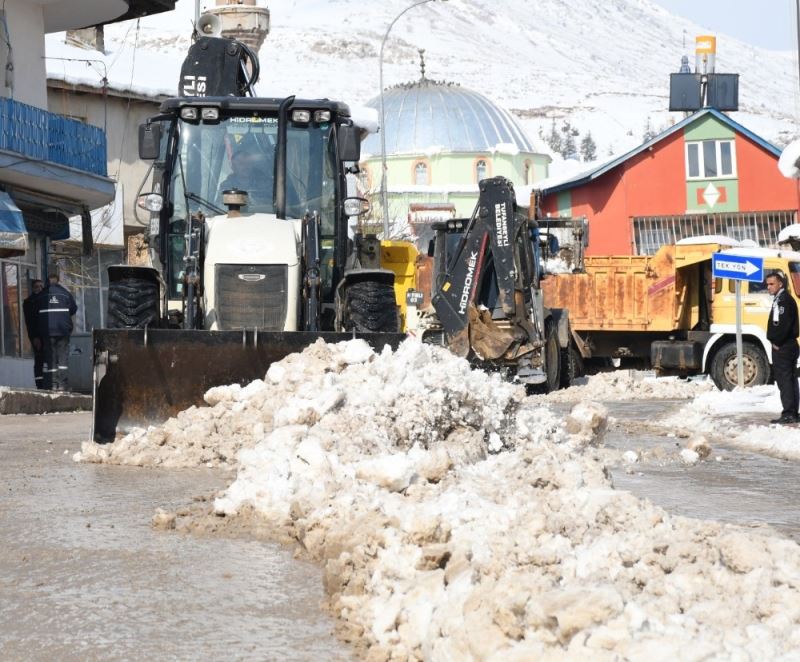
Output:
603 400 800 542
0 413 350 662
2 403 799 660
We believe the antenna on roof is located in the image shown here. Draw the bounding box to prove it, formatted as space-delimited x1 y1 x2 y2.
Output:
669 36 738 112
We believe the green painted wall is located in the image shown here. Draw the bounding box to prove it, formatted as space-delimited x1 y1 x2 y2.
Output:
360 150 550 225
684 115 735 141
683 114 739 212
686 180 740 213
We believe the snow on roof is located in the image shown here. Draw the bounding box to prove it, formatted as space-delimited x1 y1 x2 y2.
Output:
350 105 378 134
676 235 742 246
722 246 800 261
45 33 178 98
778 223 800 243
778 139 800 178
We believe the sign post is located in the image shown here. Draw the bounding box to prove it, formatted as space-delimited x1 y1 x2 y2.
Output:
711 253 765 388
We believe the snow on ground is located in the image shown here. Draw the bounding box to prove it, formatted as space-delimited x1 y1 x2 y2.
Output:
659 386 800 462
78 339 800 658
543 370 715 403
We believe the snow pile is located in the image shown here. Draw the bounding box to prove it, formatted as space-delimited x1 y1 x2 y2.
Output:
187 340 800 658
544 370 715 403
659 386 800 462
78 339 800 656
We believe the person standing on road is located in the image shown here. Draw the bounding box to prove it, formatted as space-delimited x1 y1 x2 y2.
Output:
36 273 77 391
766 270 799 424
22 279 45 389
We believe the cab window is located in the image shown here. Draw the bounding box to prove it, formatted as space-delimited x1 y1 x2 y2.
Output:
790 262 800 297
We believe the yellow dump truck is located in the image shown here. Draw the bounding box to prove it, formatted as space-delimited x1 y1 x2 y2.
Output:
542 240 800 390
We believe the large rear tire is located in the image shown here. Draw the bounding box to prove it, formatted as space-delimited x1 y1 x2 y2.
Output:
342 279 400 333
709 341 769 391
559 344 583 388
107 277 160 329
528 322 561 394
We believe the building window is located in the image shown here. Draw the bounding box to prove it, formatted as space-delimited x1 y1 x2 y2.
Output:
413 160 429 185
524 160 532 185
475 159 488 182
685 139 736 179
632 210 795 255
0 237 44 358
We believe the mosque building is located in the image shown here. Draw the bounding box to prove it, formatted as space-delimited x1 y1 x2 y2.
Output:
359 52 550 238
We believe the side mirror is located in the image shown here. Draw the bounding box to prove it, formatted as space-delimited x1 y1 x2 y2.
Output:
343 196 370 217
137 192 164 212
337 124 361 162
138 123 162 160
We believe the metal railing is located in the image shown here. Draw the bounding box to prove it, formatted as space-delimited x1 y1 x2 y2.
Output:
632 210 797 255
0 98 107 176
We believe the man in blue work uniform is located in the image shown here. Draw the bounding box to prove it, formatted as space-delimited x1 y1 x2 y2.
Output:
766 270 799 424
22 279 45 388
36 273 77 391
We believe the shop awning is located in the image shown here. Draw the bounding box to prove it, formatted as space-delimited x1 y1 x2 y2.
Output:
0 191 27 257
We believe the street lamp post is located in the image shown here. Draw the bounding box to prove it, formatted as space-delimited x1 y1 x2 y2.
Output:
379 0 444 238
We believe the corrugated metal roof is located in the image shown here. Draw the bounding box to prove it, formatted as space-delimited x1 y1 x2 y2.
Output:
363 80 536 156
540 108 782 195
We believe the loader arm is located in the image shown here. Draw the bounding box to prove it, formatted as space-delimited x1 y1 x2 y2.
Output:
431 177 541 359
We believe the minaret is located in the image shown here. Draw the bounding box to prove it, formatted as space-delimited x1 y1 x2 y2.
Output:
205 0 270 51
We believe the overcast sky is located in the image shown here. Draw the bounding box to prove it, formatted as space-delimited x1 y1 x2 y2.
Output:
652 0 797 51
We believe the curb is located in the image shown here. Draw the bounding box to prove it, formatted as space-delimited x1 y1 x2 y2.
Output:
0 388 92 415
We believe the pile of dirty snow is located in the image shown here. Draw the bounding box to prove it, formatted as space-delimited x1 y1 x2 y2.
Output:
80 340 800 657
544 370 714 403
659 386 800 462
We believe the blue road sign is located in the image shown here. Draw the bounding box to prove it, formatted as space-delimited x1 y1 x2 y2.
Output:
711 253 765 283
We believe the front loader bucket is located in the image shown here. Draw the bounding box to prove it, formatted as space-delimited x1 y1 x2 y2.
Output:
92 328 405 443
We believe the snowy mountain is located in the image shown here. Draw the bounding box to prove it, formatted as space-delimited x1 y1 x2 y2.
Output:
49 0 800 169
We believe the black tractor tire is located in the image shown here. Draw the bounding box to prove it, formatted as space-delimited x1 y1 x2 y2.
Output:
107 277 160 329
342 279 400 333
559 344 584 388
709 340 770 391
528 323 561 394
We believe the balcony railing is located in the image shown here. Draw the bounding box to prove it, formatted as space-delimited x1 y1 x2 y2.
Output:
0 98 107 177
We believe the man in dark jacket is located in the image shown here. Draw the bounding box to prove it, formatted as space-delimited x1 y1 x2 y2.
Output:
766 270 799 424
22 279 45 389
36 274 77 391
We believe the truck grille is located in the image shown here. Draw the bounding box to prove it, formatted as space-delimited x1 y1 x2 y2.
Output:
215 264 288 330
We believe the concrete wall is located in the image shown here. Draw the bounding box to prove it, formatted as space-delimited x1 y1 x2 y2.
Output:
47 87 161 231
1 1 47 108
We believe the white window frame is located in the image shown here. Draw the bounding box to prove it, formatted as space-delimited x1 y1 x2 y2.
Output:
685 139 737 180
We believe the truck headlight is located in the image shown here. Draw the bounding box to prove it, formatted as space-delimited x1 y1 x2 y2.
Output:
313 110 331 123
201 107 219 121
180 107 198 120
292 109 311 123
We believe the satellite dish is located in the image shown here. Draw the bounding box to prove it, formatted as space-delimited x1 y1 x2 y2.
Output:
778 139 800 178
197 13 222 38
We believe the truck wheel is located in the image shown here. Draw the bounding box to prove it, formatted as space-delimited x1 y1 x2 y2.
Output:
107 278 160 329
528 323 561 394
559 344 583 388
709 341 769 391
342 279 400 333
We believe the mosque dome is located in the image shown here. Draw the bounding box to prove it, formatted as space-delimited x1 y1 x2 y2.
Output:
362 79 536 157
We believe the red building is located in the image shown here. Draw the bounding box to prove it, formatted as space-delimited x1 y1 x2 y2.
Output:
538 108 800 255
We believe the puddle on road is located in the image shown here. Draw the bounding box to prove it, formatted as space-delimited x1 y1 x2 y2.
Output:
601 400 800 542
0 430 350 661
